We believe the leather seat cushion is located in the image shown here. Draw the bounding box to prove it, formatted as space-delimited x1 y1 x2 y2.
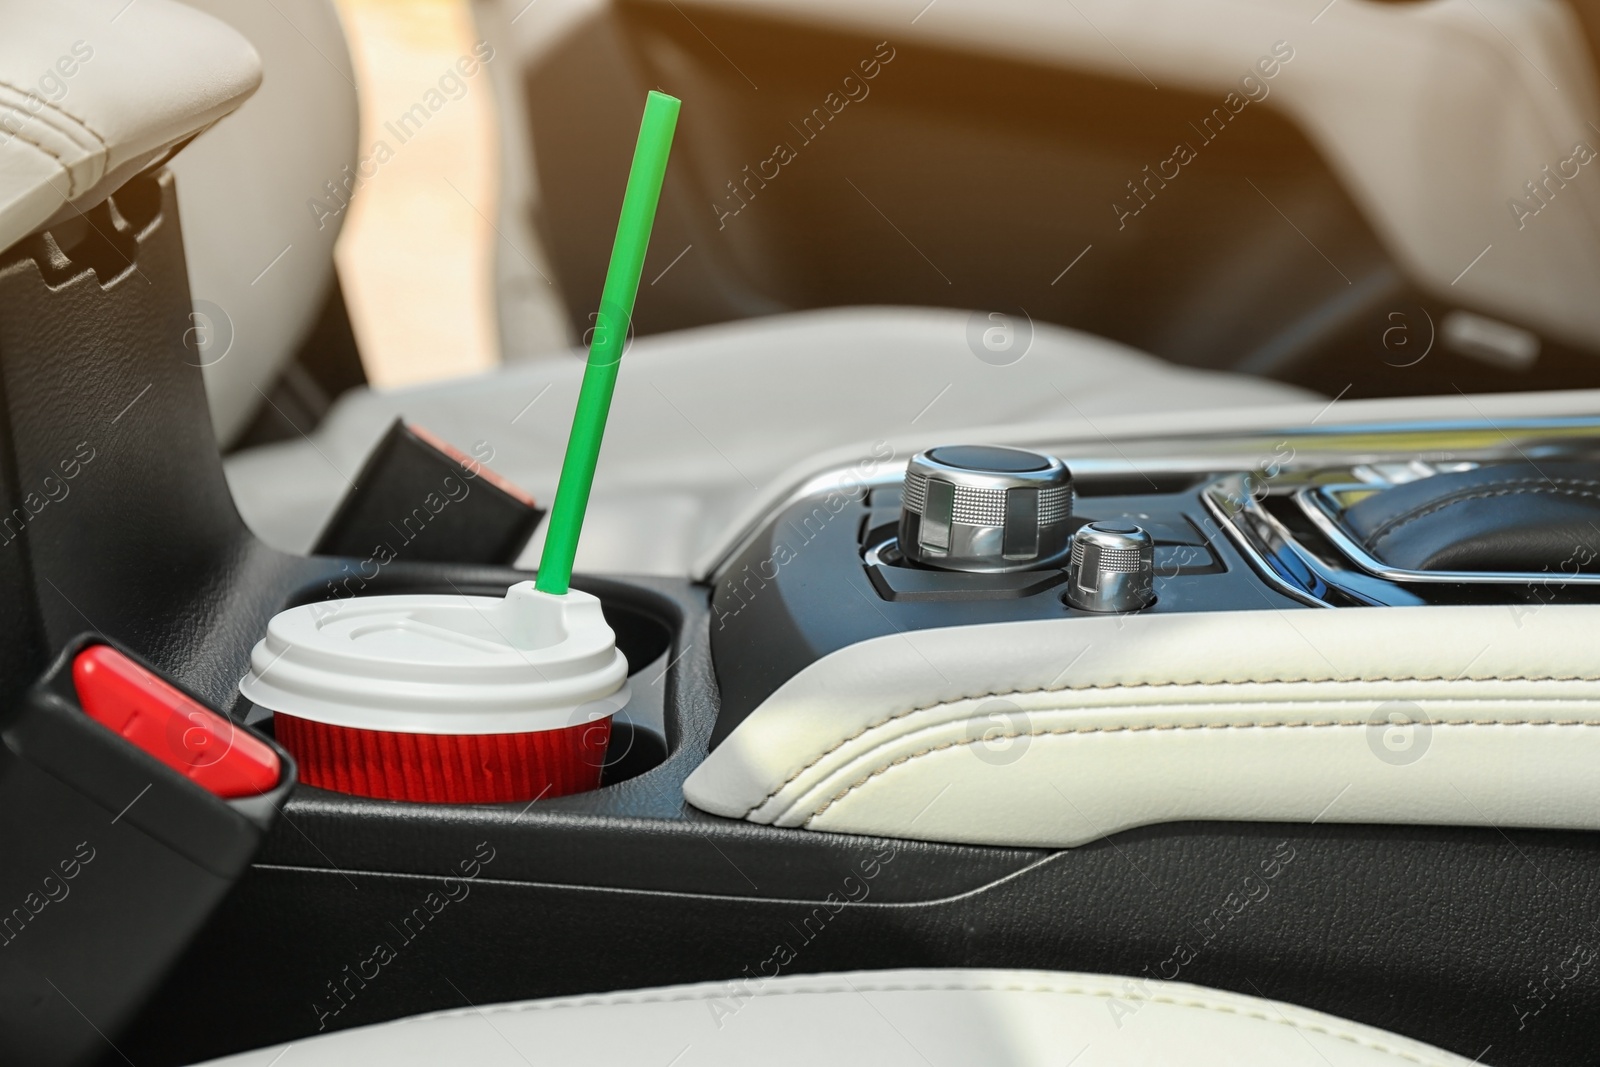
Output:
223 306 1315 577
195 968 1479 1066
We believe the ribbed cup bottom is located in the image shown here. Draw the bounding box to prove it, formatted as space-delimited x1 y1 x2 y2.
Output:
274 714 611 803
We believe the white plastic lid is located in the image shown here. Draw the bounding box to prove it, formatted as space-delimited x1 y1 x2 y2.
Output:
238 582 629 734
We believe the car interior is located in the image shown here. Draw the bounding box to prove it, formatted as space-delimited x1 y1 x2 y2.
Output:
5 0 1600 1064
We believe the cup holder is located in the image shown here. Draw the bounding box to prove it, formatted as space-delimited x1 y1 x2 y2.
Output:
246 582 676 802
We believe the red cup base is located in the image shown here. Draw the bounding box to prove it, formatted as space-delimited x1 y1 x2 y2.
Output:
274 713 611 803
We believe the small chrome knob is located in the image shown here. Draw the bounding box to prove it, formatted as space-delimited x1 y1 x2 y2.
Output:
1066 521 1155 612
898 445 1074 572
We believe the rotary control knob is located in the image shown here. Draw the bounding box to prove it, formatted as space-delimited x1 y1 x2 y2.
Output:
1066 521 1155 612
898 445 1074 572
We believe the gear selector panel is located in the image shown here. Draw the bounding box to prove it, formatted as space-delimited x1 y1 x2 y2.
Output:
710 440 1600 743
708 444 1291 743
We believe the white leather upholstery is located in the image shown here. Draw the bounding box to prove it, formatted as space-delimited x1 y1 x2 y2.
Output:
223 306 1313 573
685 604 1600 848
0 0 260 255
194 967 1478 1066
170 0 359 445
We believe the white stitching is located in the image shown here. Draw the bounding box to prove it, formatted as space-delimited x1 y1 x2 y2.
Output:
745 674 1600 816
414 978 1459 1066
801 713 1600 824
0 122 76 195
1363 476 1600 542
0 80 107 149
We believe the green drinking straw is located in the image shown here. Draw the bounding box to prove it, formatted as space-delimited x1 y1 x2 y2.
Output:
535 91 681 595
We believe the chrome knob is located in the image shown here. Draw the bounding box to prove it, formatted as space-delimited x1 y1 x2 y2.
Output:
1066 521 1155 612
898 445 1074 572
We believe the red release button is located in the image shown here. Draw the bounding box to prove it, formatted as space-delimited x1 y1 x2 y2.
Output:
72 645 281 798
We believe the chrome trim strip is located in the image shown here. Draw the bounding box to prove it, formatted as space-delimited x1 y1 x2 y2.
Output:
699 416 1600 583
1200 477 1339 608
1199 476 1427 608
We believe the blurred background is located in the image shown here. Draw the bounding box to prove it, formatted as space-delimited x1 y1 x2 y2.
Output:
193 0 1600 462
331 0 503 388
314 0 1600 410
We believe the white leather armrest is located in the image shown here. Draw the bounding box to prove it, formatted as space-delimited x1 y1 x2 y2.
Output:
684 605 1600 847
0 0 261 254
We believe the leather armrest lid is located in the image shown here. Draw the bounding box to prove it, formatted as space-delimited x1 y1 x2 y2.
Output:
0 0 262 254
685 604 1600 847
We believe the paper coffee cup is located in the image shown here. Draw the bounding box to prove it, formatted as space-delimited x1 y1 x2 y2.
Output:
239 582 629 803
